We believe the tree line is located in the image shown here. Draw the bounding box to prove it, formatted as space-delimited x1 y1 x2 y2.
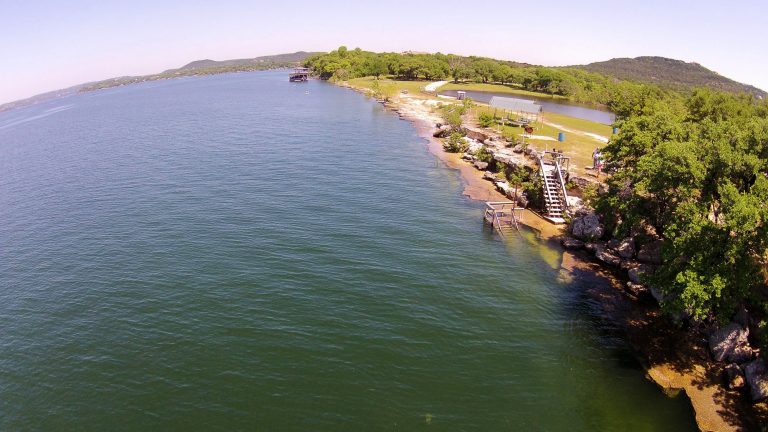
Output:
304 46 654 106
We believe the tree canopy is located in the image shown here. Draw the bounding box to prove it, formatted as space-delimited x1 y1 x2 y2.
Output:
304 47 638 106
598 88 768 321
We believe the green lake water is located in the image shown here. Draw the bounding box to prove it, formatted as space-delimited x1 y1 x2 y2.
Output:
0 71 696 430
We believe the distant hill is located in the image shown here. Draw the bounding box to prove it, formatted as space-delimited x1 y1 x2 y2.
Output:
168 52 316 72
575 56 765 98
0 83 87 113
0 51 319 113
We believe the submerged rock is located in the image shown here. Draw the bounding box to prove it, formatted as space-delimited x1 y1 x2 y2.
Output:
709 323 753 364
743 359 768 401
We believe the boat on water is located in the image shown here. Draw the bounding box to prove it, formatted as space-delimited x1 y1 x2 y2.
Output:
289 67 309 82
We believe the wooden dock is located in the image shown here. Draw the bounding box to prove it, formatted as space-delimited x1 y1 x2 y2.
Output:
484 201 524 236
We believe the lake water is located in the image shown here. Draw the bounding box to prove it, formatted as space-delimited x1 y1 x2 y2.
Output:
439 89 616 125
0 71 694 430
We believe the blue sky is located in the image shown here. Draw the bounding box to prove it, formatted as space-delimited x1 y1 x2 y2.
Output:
1 0 766 104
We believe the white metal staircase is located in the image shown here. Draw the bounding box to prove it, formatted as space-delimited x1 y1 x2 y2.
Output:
538 153 569 224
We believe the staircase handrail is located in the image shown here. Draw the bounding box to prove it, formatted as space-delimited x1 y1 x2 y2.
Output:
553 156 570 212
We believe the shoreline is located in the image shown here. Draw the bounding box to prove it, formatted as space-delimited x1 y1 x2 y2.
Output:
348 82 762 431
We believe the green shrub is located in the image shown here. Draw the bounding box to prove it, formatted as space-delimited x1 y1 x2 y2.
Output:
478 112 495 128
474 146 493 163
443 132 468 153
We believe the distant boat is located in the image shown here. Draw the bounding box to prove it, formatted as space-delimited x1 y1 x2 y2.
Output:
289 67 309 82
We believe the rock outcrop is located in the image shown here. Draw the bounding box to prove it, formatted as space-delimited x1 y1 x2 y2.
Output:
571 212 604 240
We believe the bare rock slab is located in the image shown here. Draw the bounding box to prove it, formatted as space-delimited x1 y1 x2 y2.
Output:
709 323 753 364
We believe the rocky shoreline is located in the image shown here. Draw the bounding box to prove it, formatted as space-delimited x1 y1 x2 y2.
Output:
342 82 767 431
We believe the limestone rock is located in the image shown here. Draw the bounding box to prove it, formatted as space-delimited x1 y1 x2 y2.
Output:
637 240 663 264
724 363 745 390
648 286 665 304
744 359 768 401
483 171 496 181
433 125 451 138
709 323 753 364
616 237 636 259
627 264 654 284
561 237 585 250
474 161 489 170
571 212 604 240
569 176 591 190
512 144 524 153
465 139 483 154
595 248 621 267
626 282 648 297
516 193 529 208
584 241 604 254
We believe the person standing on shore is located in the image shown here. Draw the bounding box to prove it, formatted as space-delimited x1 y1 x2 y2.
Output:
592 147 600 170
596 151 604 175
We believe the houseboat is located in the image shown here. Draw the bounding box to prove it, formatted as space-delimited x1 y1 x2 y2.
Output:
289 67 309 82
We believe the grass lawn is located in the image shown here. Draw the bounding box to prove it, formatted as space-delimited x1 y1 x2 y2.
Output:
441 82 568 100
544 112 613 137
346 77 432 94
473 105 612 175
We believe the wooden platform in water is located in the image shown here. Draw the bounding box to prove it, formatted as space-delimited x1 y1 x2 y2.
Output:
484 201 524 235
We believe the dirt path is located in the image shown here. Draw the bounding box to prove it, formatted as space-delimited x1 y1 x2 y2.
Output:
543 119 609 143
424 80 448 92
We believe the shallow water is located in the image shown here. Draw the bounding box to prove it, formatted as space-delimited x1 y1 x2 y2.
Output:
0 71 694 430
439 89 616 125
